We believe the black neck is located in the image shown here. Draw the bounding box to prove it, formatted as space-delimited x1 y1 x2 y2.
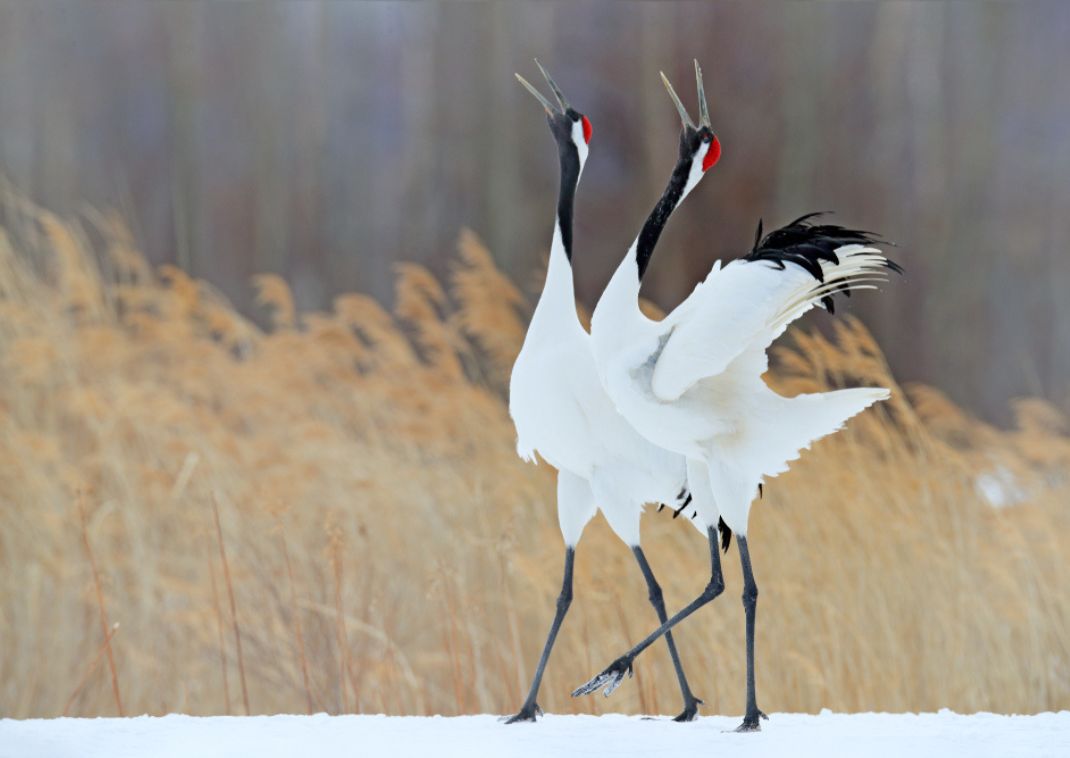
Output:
635 158 692 280
556 140 580 261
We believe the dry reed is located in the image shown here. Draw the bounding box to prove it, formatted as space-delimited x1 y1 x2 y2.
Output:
62 621 119 717
77 494 124 716
0 194 1066 718
212 493 249 715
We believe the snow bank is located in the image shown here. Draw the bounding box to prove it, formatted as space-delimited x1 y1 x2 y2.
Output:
2 711 1067 758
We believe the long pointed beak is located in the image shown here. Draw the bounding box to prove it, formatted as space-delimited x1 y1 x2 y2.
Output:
660 70 695 129
515 72 557 114
694 59 711 129
535 59 570 112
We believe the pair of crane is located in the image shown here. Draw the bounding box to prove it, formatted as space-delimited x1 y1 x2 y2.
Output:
505 60 899 730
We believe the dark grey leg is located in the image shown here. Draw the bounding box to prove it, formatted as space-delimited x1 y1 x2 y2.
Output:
573 527 724 698
735 535 768 731
632 546 702 721
505 547 575 723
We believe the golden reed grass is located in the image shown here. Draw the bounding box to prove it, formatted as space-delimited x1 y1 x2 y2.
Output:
0 193 1066 718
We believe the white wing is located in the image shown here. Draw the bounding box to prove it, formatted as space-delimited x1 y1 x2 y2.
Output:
650 245 889 402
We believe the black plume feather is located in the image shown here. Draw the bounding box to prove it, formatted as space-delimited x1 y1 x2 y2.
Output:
744 212 901 311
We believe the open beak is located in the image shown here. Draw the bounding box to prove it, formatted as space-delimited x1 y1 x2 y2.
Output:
660 59 712 129
515 59 569 114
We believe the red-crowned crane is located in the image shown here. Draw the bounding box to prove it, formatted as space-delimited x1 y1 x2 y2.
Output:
572 61 901 732
505 62 720 724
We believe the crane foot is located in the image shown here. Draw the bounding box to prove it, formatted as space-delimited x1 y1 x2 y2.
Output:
570 655 634 698
501 702 543 724
733 709 768 732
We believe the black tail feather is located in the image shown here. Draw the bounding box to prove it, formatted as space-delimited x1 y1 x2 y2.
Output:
718 517 732 553
672 493 693 519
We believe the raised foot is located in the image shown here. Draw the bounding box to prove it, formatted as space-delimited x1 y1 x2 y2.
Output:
570 655 634 698
734 709 769 732
501 702 543 724
672 697 703 722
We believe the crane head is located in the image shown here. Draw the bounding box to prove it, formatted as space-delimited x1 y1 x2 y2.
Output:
661 60 722 174
516 61 592 167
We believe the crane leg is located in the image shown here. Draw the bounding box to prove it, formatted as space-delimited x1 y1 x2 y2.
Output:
632 546 702 721
735 535 768 731
572 526 724 698
504 547 575 723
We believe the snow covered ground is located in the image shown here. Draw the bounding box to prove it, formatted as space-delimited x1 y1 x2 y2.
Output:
2 711 1067 758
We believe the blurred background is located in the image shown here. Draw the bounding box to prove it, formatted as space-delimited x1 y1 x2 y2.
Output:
0 1 1067 721
2 0 1069 422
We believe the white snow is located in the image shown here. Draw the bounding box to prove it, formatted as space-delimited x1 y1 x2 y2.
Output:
1 711 1067 758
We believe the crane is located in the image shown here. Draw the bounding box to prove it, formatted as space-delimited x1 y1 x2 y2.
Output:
505 61 719 724
572 61 900 732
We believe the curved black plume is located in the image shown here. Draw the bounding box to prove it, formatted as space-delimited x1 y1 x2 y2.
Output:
745 212 902 313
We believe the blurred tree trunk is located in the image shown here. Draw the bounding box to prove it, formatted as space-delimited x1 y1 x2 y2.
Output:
163 1 205 278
